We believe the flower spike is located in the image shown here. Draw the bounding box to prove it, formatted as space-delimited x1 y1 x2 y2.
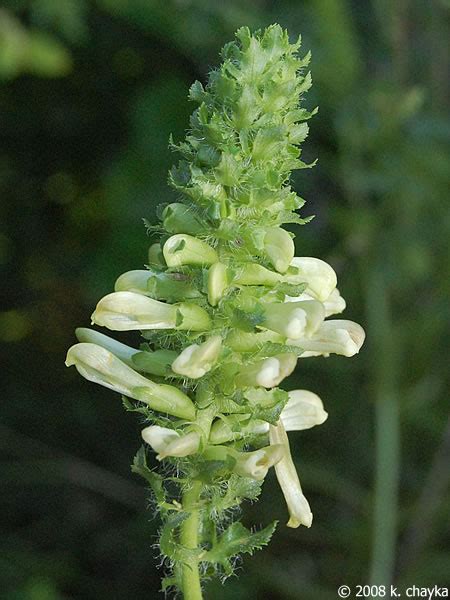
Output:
66 24 365 596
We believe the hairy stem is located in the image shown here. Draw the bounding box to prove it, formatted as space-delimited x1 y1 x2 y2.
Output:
180 480 203 600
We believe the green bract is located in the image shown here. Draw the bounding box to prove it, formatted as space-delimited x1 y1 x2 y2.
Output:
66 24 365 599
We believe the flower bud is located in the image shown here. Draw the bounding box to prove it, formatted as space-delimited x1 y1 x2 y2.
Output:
176 303 212 331
162 203 204 235
286 257 337 302
288 319 365 357
141 425 200 460
163 234 218 267
236 353 297 388
207 262 229 306
75 327 138 366
91 292 211 332
233 263 282 286
269 420 313 528
263 300 325 339
65 343 195 420
171 335 222 379
148 243 165 267
234 445 284 480
264 228 295 273
114 270 154 295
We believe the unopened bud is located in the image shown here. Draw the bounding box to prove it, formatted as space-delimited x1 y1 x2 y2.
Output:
264 228 295 273
148 243 165 267
141 425 200 460
207 262 229 306
172 335 222 379
233 263 282 286
163 234 218 267
162 203 204 235
114 270 154 295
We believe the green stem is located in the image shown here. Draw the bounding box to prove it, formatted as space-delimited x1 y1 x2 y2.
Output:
180 480 203 600
367 266 400 587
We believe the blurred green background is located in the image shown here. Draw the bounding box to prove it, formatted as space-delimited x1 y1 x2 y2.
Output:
1 1 449 599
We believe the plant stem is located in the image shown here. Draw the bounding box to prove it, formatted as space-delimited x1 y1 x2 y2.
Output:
180 480 203 600
367 265 400 587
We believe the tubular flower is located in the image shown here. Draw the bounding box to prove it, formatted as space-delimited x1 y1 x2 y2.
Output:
91 291 211 332
163 234 218 267
65 25 365 595
269 420 313 528
65 343 195 420
288 319 366 357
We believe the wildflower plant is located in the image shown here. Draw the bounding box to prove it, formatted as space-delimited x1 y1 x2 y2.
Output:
66 25 365 599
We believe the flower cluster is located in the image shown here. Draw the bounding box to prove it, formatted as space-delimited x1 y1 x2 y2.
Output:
66 24 364 594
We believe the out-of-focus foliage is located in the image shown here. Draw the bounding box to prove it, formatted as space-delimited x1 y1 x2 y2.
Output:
0 1 448 599
0 8 72 79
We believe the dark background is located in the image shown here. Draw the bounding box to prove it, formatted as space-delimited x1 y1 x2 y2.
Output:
1 1 449 599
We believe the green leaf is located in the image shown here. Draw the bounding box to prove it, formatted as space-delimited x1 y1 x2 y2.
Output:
244 387 290 424
229 305 265 332
203 521 278 574
159 512 201 563
189 80 206 103
253 341 302 358
193 453 237 484
131 447 166 506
